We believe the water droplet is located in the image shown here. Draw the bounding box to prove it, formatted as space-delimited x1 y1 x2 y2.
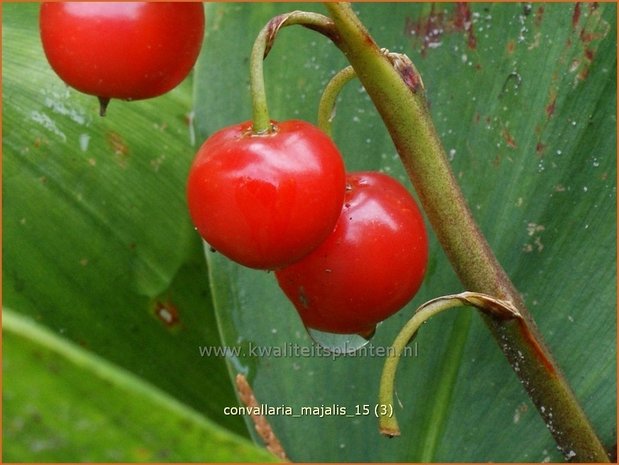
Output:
30 110 67 142
79 133 90 152
537 160 545 172
306 326 374 353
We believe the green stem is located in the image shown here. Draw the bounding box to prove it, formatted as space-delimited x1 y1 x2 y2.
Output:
249 25 272 134
317 65 356 137
324 3 609 462
379 292 520 436
250 11 339 134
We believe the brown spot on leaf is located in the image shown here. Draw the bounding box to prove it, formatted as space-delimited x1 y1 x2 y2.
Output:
454 2 477 50
107 132 128 154
545 95 556 119
404 3 477 56
106 132 130 167
506 39 516 55
580 28 595 43
572 3 581 29
501 127 517 149
578 66 589 81
565 4 610 86
534 6 544 27
404 4 445 56
153 300 181 328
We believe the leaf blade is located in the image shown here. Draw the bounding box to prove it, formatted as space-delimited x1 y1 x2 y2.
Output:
2 309 277 463
195 3 616 462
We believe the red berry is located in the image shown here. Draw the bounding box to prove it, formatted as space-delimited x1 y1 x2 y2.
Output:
276 171 428 335
40 2 204 112
186 120 346 270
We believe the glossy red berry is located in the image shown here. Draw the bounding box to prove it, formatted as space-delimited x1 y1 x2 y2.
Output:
40 2 204 113
187 120 346 270
276 171 428 335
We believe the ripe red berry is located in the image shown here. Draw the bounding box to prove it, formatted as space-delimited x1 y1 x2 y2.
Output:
276 171 428 335
39 2 204 114
186 120 346 270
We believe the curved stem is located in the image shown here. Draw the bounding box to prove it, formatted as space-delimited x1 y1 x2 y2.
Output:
324 3 609 462
317 65 357 137
250 11 339 134
379 292 520 436
249 26 272 134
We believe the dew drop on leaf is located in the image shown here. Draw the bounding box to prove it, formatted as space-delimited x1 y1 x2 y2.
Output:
305 326 374 353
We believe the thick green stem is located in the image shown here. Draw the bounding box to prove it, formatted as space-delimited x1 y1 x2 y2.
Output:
325 3 609 462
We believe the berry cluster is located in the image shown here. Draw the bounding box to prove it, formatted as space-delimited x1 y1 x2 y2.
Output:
187 121 429 337
39 2 429 338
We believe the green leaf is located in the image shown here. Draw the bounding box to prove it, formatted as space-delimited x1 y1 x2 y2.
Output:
2 2 251 459
195 3 616 462
2 309 277 462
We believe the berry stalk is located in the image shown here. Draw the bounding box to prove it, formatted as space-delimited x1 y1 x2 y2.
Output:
317 65 356 137
378 292 521 437
249 11 338 134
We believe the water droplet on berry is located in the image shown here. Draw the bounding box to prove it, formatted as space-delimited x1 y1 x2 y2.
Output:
305 326 375 353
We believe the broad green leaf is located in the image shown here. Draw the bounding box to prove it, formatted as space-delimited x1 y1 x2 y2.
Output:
2 309 276 462
195 3 616 462
2 2 250 458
